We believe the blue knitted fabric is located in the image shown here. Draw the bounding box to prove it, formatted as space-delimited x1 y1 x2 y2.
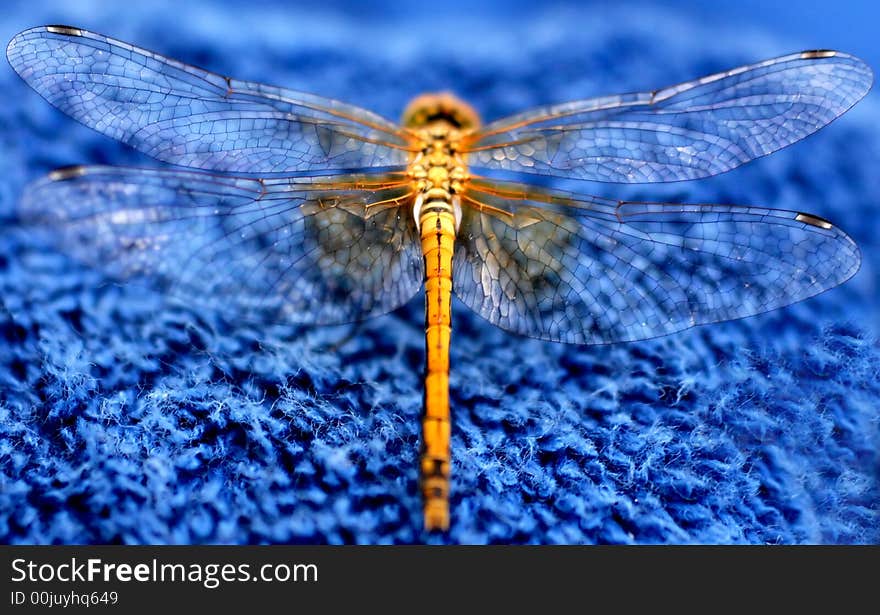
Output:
1 0 878 544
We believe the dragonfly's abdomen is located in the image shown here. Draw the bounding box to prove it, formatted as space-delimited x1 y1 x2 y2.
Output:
419 192 456 532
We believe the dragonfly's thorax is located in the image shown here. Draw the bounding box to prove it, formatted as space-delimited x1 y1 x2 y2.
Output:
403 93 478 235
408 124 468 233
410 128 468 194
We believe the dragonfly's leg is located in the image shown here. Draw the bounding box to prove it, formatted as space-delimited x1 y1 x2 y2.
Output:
420 201 455 532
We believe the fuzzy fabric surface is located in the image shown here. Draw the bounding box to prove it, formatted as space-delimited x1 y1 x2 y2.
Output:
0 0 878 544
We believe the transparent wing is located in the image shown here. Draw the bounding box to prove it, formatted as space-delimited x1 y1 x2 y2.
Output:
20 166 423 325
7 26 415 174
466 51 873 183
454 179 861 344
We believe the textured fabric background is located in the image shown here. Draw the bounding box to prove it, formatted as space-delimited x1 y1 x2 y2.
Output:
0 0 878 544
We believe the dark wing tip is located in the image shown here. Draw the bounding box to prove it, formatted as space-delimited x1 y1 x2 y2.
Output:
800 49 838 59
45 25 85 36
795 212 833 230
47 165 89 181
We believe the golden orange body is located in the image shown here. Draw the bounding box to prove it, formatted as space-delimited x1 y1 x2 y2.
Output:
403 93 479 531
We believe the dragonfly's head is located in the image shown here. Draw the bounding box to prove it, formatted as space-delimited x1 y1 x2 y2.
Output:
402 92 480 132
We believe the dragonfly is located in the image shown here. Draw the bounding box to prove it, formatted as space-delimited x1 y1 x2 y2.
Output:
7 25 872 532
